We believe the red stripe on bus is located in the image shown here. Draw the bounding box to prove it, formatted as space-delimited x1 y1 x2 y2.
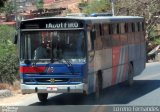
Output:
20 66 45 74
122 50 128 81
112 47 120 84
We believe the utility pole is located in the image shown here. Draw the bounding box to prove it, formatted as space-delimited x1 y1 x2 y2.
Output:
110 0 115 16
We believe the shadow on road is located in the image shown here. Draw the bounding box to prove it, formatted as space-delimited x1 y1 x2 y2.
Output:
30 80 160 105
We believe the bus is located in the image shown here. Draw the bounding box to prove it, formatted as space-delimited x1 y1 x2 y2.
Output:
14 14 146 102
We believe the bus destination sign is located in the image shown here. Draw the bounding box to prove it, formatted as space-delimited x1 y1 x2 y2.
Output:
46 22 80 29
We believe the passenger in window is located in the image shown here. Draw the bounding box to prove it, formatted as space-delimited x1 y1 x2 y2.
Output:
34 43 48 59
52 41 63 59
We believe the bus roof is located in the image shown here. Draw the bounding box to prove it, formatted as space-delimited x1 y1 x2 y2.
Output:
21 16 144 25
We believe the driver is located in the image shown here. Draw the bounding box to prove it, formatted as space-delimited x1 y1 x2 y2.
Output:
34 43 48 59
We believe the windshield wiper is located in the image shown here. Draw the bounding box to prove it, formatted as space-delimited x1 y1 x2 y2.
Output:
50 58 74 75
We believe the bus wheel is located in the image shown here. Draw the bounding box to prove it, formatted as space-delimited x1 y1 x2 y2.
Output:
95 72 102 100
128 63 134 86
37 93 48 102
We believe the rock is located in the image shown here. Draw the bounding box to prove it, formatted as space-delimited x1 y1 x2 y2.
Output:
0 89 12 98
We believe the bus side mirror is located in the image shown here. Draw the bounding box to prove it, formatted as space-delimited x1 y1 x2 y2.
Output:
13 34 18 44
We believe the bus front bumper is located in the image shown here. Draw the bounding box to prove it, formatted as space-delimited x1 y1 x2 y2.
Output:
21 83 85 94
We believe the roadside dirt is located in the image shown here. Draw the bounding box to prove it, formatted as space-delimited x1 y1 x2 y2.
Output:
0 90 36 106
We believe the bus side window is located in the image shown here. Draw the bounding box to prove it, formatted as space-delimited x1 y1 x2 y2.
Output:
120 23 126 45
128 23 134 44
134 22 140 43
95 24 100 37
142 22 145 31
112 23 119 34
135 22 138 32
102 24 111 48
111 23 120 47
94 24 103 50
120 23 125 34
128 23 132 33
125 23 128 33
140 22 145 42
132 23 135 32
88 30 96 51
137 22 141 32
109 24 112 35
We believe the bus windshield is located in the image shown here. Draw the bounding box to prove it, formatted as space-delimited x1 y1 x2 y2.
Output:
20 30 86 62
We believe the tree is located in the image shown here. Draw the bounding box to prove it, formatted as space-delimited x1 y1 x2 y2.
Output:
0 1 14 21
0 25 18 84
82 0 111 14
0 0 7 7
115 0 160 39
36 0 44 10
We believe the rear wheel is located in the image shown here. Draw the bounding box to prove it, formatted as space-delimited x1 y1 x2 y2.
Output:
37 93 48 102
128 63 134 86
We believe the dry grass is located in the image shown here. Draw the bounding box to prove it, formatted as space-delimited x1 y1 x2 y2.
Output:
0 80 20 92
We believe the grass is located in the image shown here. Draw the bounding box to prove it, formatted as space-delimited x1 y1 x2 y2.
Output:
0 80 20 92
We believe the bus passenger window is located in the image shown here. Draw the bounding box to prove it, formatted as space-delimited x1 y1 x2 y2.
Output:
125 23 128 33
109 24 112 34
128 23 132 33
142 22 145 31
102 24 111 48
95 24 100 36
132 23 135 32
112 24 119 34
99 24 103 36
120 23 125 34
140 22 144 32
137 22 141 32
103 24 109 35
135 23 138 32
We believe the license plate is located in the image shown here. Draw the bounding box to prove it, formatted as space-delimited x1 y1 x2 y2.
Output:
47 87 58 91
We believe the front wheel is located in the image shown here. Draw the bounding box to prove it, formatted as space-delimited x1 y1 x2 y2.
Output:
37 93 48 102
95 73 102 100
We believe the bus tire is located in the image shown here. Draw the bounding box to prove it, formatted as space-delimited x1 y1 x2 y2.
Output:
37 93 48 102
95 71 102 100
128 63 134 86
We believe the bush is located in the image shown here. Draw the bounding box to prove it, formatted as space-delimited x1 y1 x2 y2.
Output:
82 0 110 14
0 25 18 84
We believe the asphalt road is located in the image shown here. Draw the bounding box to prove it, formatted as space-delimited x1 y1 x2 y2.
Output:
1 62 160 108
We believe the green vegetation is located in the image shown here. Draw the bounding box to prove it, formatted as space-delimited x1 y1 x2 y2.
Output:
0 0 14 22
0 1 14 14
82 0 110 14
36 0 44 10
0 0 7 7
0 25 18 84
